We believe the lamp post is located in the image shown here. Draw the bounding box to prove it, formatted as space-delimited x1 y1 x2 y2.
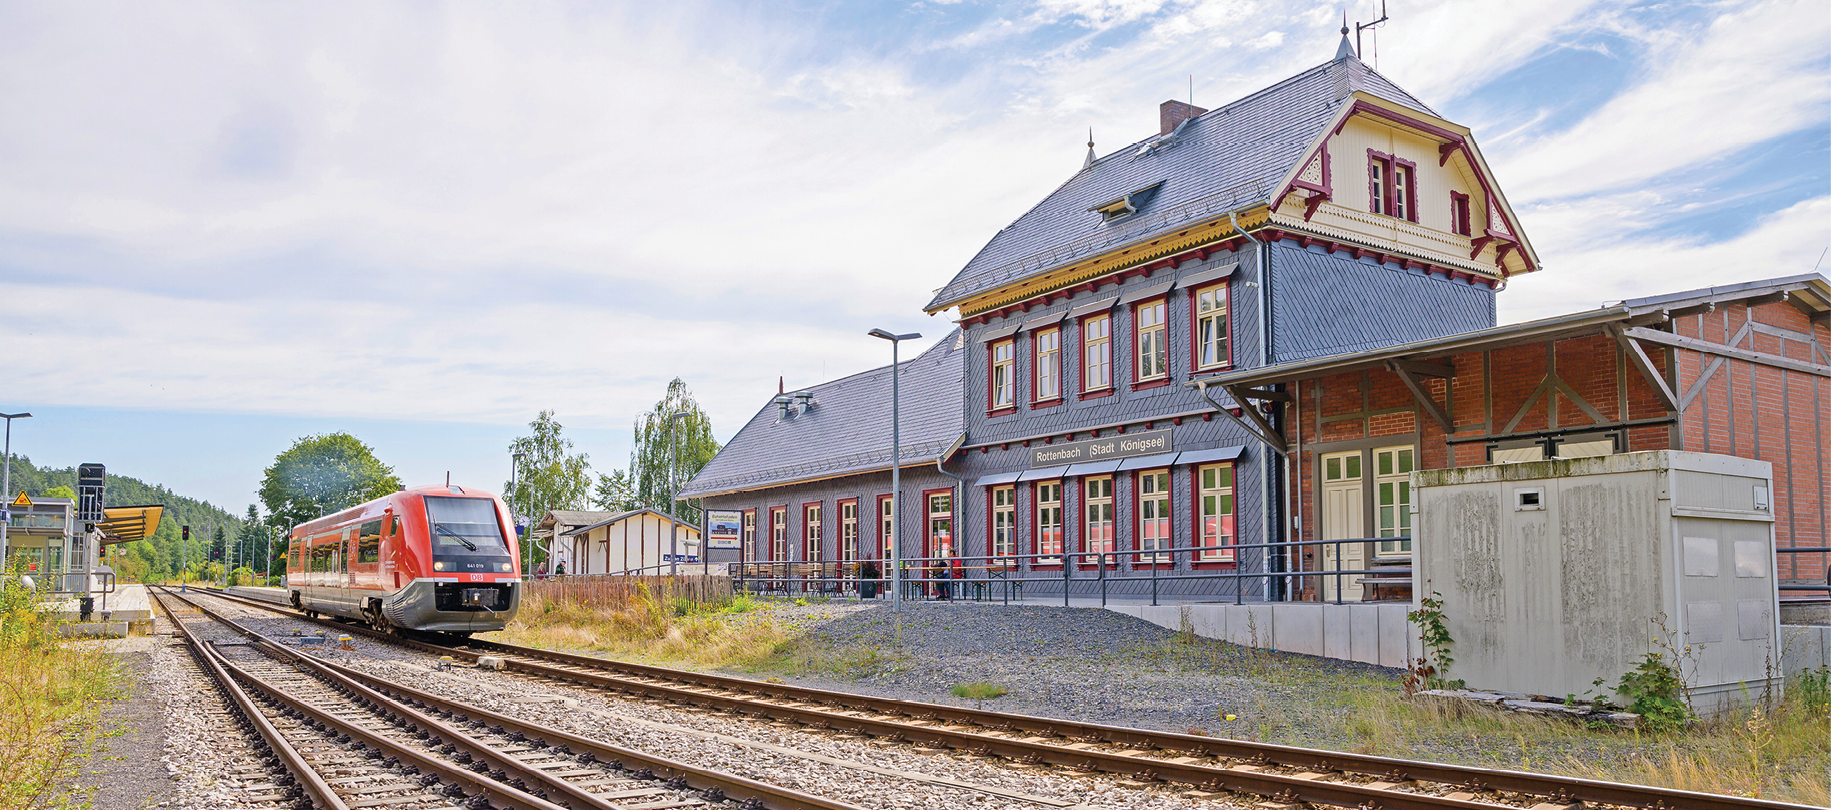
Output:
665 410 690 576
0 412 31 572
510 451 526 577
868 330 920 614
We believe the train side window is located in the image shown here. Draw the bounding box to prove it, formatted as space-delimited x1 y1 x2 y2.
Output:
358 520 382 563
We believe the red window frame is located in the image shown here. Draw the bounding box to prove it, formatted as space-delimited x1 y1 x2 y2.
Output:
986 485 1017 563
837 497 860 564
1079 312 1114 399
923 488 954 559
1080 475 1118 569
1133 468 1172 568
1450 191 1472 236
1032 326 1063 407
1188 280 1233 374
768 506 787 562
1189 462 1238 569
802 502 823 562
740 508 757 564
1132 296 1170 389
876 494 894 561
987 337 1017 417
1368 149 1418 223
1032 478 1065 569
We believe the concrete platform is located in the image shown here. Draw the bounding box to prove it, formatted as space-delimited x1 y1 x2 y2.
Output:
224 585 288 604
48 584 153 632
57 621 128 638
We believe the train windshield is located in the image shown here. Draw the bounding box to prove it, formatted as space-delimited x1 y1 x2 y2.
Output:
424 497 512 574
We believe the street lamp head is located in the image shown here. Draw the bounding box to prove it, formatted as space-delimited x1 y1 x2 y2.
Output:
868 329 922 342
0 413 30 420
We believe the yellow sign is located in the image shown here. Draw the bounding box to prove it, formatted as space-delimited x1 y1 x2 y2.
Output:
10 492 29 507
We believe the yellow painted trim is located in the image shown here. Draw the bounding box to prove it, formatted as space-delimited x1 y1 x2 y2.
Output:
953 206 1271 318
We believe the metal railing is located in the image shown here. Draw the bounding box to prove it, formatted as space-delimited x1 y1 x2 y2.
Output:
733 536 1411 607
1778 547 1831 597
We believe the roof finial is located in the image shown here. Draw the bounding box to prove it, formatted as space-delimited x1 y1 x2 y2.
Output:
1335 11 1357 60
1083 128 1096 169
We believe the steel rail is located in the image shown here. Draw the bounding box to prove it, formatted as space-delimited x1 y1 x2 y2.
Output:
200 587 1818 810
152 590 348 810
157 589 571 810
164 587 860 810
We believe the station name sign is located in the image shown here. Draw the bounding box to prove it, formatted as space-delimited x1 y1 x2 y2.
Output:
1030 428 1171 468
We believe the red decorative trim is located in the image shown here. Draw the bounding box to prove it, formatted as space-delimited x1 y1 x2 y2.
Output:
802 501 823 563
1172 416 1184 426
1031 479 1065 570
740 508 757 565
1031 326 1062 404
1078 474 1119 571
1269 230 1501 288
1032 398 1063 410
1131 294 1170 387
767 506 786 562
987 337 1016 414
1449 191 1472 237
921 488 954 559
987 407 1016 419
1134 378 1172 391
835 497 860 564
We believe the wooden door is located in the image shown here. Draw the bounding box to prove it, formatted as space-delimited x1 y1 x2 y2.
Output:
1320 451 1366 602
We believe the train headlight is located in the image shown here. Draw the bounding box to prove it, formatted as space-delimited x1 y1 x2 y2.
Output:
499 563 512 572
433 561 445 571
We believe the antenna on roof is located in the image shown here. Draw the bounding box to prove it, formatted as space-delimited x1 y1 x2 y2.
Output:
1355 1 1390 69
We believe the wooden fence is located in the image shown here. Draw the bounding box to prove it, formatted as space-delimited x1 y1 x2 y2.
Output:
522 574 734 611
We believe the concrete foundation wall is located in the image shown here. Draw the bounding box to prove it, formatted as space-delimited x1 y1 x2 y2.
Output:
1106 602 1417 669
1782 625 1831 674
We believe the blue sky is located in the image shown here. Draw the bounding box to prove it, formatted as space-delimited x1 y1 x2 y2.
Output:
1 0 1826 513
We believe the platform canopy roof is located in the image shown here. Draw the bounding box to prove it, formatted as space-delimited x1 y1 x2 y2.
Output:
98 504 164 545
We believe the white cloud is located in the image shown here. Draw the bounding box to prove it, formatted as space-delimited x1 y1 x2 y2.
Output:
1497 0 1831 201
1500 195 1831 323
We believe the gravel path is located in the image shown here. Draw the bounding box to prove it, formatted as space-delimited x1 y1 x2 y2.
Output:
61 637 173 810
764 601 1398 737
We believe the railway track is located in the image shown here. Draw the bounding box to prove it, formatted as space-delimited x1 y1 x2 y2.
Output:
196 586 1814 810
153 587 861 810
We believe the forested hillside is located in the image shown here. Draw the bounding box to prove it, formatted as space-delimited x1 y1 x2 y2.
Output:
6 455 246 582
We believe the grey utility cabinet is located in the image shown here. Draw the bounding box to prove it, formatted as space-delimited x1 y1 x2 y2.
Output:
1414 450 1780 715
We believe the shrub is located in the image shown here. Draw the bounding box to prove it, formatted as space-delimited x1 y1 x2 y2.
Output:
1618 651 1692 731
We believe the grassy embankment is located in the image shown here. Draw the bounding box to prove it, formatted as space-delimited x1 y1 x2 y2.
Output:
1151 627 1831 805
0 567 126 810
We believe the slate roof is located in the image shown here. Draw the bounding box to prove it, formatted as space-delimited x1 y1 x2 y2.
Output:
925 51 1435 313
560 507 697 538
681 331 965 498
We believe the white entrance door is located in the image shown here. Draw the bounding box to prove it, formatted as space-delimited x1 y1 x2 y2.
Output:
1320 451 1366 602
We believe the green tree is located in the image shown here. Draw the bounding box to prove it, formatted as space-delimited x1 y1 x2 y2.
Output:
505 411 593 523
259 433 402 530
592 469 639 513
628 378 719 525
41 484 76 501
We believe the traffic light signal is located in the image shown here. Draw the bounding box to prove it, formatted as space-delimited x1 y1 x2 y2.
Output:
182 525 190 542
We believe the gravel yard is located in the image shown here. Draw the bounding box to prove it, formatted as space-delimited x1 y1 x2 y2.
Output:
754 600 1396 738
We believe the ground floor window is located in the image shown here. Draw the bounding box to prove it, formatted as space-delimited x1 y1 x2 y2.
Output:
1198 464 1235 562
927 491 953 558
1375 446 1413 557
1137 469 1170 564
879 495 894 560
840 500 859 563
804 503 823 562
990 486 1016 559
1035 480 1063 564
1084 476 1114 562
742 510 756 562
770 507 787 562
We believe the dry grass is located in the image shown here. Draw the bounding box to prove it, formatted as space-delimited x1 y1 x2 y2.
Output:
1152 629 1831 806
0 569 126 810
481 587 795 670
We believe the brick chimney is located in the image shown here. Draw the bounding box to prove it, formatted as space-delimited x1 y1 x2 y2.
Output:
1160 100 1208 135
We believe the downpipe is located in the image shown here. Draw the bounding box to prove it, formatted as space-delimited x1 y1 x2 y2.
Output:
1230 211 1283 602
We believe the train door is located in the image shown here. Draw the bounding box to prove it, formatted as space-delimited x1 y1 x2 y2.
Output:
1320 451 1366 602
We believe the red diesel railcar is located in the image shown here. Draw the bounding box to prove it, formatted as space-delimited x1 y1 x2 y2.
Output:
285 484 521 635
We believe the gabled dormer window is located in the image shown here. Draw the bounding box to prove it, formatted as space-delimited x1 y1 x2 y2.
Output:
1450 191 1472 236
1368 150 1417 223
1088 182 1164 223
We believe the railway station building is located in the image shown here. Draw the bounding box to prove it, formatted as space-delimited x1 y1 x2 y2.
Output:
684 30 1830 669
